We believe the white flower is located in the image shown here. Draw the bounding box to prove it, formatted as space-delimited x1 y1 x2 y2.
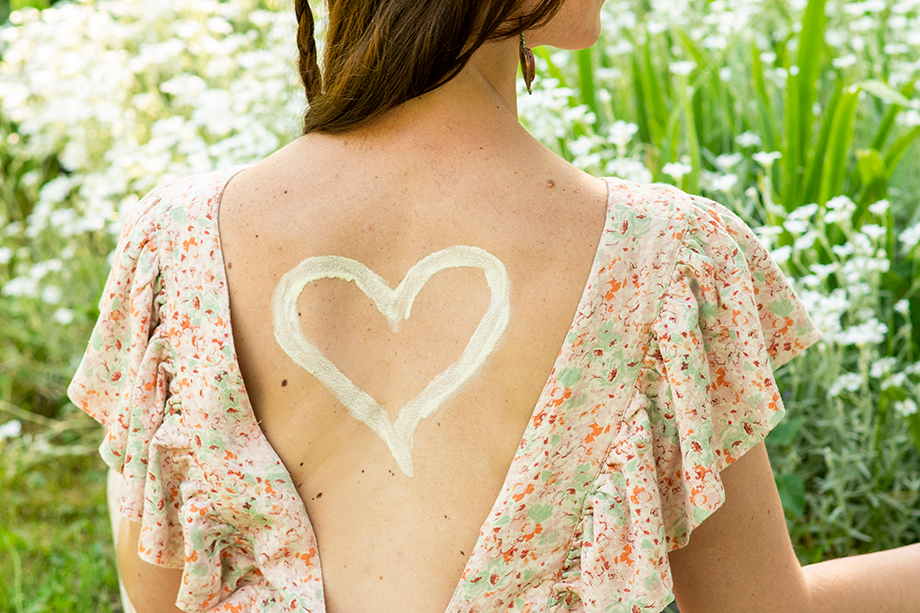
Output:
753 151 782 167
756 225 784 238
796 274 821 289
810 262 838 279
789 203 820 221
0 247 12 264
53 307 75 325
837 318 888 346
870 357 897 379
832 54 858 69
826 195 856 211
893 399 918 417
899 223 920 255
794 230 818 251
881 372 907 390
41 285 62 304
669 61 697 76
861 224 887 240
770 245 792 263
0 420 22 441
895 299 910 315
607 120 639 148
824 208 855 224
1 277 38 298
869 199 890 215
901 109 920 128
784 219 810 234
710 173 738 192
832 242 855 257
605 158 653 184
736 131 763 148
829 372 864 396
662 161 693 180
753 224 782 249
714 152 743 170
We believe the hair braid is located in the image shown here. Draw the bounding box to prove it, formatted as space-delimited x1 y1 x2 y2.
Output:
295 0 565 134
294 0 322 109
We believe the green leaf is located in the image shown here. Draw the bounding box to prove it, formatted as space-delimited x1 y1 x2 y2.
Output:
768 416 807 447
630 51 652 144
795 0 829 140
784 70 802 205
775 473 807 518
884 126 920 174
818 86 859 205
855 149 890 217
801 80 843 208
854 80 913 107
577 48 599 129
871 80 916 151
641 37 669 143
910 412 920 456
11 0 50 10
856 149 888 185
786 0 829 205
751 41 778 154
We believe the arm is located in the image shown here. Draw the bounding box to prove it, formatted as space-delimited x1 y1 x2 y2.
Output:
667 441 920 613
116 518 185 613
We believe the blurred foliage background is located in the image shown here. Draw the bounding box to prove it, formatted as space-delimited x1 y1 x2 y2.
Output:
1 0 919 610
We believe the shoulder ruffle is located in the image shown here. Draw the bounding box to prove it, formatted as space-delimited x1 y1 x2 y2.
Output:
68 177 185 563
68 168 319 612
557 186 820 612
67 176 183 548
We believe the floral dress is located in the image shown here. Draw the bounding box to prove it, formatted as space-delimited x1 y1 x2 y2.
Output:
68 166 821 613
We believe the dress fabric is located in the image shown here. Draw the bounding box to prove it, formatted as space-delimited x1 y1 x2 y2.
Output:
68 165 821 613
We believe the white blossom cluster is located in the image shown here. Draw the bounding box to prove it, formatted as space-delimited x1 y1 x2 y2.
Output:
766 190 920 414
0 0 919 440
0 0 301 308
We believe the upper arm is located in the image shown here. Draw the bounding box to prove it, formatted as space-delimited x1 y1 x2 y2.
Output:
117 518 185 613
667 441 811 613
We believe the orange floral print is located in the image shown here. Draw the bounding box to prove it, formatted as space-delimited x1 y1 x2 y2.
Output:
69 167 819 612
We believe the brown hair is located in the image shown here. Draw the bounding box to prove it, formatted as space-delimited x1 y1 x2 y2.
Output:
294 0 564 135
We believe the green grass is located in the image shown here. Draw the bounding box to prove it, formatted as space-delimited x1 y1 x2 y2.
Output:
0 442 121 612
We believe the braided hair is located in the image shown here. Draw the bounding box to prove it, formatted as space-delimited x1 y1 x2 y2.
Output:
292 0 565 135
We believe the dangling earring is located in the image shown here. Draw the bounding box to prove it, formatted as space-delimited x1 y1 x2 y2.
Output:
519 32 535 95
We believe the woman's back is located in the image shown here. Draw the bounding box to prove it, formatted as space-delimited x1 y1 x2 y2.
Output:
217 100 610 611
70 0 920 609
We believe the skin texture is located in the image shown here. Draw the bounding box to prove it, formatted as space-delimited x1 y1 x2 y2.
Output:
112 0 920 611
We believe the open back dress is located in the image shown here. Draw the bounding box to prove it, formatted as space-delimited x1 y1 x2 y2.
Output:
68 166 821 613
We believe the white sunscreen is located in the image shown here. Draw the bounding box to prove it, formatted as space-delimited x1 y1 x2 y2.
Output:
271 245 511 477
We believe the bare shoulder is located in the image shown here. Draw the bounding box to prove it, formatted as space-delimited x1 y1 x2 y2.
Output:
668 441 810 613
116 518 184 613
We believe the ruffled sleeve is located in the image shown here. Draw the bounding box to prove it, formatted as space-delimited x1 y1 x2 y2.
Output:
67 180 186 567
571 194 821 612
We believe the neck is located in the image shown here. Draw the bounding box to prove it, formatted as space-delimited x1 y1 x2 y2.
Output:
341 36 524 140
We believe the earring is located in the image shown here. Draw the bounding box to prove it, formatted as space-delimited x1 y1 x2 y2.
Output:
519 32 535 95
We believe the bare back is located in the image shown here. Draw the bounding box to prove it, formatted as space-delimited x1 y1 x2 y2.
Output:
217 127 610 612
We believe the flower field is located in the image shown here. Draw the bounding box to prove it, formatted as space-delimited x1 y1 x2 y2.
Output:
1 0 919 609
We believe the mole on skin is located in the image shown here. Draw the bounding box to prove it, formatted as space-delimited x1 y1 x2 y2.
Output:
270 246 511 478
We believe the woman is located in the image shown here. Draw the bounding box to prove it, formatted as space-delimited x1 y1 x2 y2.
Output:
68 0 920 611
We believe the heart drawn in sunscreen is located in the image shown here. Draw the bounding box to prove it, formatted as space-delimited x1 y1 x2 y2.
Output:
271 245 510 478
